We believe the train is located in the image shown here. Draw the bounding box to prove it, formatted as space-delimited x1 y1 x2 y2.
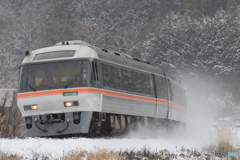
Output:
17 40 187 137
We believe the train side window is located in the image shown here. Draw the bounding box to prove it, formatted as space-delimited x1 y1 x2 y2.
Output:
132 71 140 93
142 74 151 95
121 68 132 92
156 76 168 100
111 66 122 90
107 65 119 90
131 71 151 95
102 63 111 88
107 65 115 89
101 62 151 95
101 63 122 90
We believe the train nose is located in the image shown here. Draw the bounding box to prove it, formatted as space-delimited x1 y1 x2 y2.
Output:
24 112 92 137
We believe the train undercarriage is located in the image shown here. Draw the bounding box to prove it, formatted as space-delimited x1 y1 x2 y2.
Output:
24 111 185 137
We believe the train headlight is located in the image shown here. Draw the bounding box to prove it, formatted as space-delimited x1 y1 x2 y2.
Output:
65 102 72 107
31 105 38 110
24 104 38 111
64 101 79 107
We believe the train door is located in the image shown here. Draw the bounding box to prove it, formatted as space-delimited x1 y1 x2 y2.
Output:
91 60 100 105
155 75 169 118
167 79 173 119
151 75 158 115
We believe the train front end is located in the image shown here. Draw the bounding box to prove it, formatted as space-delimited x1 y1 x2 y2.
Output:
17 43 101 137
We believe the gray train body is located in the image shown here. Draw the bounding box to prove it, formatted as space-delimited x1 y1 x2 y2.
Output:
17 40 187 137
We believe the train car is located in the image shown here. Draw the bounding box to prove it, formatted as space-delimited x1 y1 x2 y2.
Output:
17 40 187 137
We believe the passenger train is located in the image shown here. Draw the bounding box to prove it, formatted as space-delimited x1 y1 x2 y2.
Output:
17 40 187 137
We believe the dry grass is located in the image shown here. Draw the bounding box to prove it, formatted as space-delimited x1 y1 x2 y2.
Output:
203 125 240 158
64 150 86 160
64 148 163 160
64 148 120 160
0 91 25 138
0 147 214 160
119 147 162 160
88 149 119 160
0 151 22 160
214 126 239 152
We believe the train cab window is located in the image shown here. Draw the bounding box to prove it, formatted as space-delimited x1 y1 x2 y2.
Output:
20 60 93 92
81 61 93 86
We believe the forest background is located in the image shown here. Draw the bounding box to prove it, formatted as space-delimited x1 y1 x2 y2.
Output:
1 0 240 122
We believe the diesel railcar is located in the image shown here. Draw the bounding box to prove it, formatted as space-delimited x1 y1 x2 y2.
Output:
17 40 187 137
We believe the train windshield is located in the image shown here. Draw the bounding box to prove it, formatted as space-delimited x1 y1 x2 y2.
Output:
19 60 93 92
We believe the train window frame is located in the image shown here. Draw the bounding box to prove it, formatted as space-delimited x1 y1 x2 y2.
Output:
99 60 153 97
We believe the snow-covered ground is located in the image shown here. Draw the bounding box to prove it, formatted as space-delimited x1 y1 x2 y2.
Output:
0 137 194 159
1 125 232 159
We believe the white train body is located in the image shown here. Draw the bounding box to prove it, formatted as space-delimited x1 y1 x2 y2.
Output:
17 40 187 137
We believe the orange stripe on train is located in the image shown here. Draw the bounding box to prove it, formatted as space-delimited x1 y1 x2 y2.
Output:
17 88 187 111
17 88 98 99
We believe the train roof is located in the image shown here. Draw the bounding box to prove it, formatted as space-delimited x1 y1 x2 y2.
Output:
91 46 164 76
22 40 164 76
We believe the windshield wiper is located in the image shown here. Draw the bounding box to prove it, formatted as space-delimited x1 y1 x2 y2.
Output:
26 77 36 91
64 78 77 89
